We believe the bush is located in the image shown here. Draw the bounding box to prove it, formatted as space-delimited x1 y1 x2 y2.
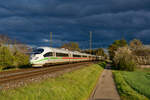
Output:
13 50 30 67
0 46 30 70
0 46 14 69
113 47 137 71
99 62 106 68
133 48 150 65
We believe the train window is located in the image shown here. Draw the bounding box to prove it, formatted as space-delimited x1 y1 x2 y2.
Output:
73 55 81 57
56 53 68 57
33 48 44 54
44 52 53 57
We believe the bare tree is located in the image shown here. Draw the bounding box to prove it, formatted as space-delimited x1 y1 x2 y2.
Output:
60 42 80 51
0 34 12 46
129 39 143 50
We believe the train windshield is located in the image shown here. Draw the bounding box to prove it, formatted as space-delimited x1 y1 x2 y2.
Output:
33 48 44 54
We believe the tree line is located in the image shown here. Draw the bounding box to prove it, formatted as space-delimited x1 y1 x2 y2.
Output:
108 38 150 71
60 42 107 58
1 34 148 71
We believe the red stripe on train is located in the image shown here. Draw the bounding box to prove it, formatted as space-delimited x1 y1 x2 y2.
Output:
62 57 89 59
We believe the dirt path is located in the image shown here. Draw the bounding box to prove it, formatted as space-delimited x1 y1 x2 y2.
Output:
89 69 120 100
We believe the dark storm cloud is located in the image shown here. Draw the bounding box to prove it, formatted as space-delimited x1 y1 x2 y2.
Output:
0 0 150 48
79 10 150 29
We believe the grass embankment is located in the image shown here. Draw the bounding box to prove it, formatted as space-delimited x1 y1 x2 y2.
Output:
113 70 150 100
0 64 103 100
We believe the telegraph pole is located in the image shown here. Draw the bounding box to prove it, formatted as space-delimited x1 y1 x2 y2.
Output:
50 32 52 47
90 31 92 54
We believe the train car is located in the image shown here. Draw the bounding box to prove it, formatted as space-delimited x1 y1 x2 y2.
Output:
30 47 97 67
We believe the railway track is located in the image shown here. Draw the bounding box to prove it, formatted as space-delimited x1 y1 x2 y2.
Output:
0 62 92 84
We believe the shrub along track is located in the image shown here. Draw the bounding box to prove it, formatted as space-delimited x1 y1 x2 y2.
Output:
0 62 94 89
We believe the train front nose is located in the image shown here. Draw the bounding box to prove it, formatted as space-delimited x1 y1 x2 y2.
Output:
30 56 43 67
30 59 39 67
30 55 35 64
30 59 34 64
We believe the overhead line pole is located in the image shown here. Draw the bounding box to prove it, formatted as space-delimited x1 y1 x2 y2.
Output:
50 32 52 47
90 31 92 54
49 32 53 61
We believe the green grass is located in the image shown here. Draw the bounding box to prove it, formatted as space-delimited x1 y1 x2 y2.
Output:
0 64 103 100
136 68 150 72
113 71 149 100
122 71 150 99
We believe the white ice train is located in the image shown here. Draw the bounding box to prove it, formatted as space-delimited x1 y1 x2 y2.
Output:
30 47 101 67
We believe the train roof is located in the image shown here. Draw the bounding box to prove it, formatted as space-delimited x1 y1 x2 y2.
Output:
37 47 96 56
38 47 69 54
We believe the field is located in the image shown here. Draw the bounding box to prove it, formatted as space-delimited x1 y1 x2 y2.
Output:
0 64 103 100
113 69 150 100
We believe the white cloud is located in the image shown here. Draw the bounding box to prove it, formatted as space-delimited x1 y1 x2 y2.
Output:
42 38 49 43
